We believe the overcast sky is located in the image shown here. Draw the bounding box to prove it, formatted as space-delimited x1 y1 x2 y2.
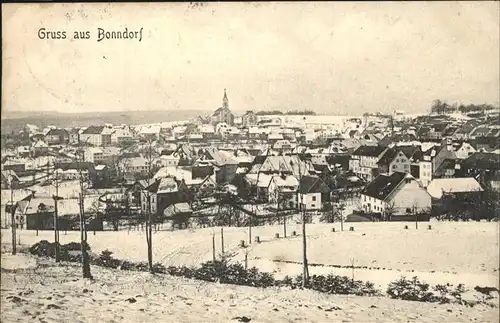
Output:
2 2 499 115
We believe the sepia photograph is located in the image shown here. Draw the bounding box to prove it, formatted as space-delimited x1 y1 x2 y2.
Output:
1 2 499 322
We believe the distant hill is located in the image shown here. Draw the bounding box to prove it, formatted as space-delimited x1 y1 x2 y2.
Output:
0 109 208 133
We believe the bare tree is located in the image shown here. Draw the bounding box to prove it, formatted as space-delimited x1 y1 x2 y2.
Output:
293 155 309 287
52 167 61 262
384 201 396 222
143 137 160 273
412 202 419 229
8 171 17 255
76 146 92 279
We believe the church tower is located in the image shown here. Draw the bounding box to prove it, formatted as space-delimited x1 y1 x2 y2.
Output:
222 88 229 109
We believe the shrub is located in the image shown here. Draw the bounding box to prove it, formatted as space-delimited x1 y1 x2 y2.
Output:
29 240 92 261
387 277 437 302
29 240 56 258
278 275 294 288
167 266 196 278
388 277 472 305
63 242 91 252
194 260 225 282
152 263 166 274
308 274 380 296
92 250 121 269
119 260 136 271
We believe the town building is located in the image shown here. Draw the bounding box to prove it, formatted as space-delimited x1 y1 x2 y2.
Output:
349 145 388 182
360 172 432 218
69 128 80 145
80 126 112 146
298 175 330 211
242 110 257 127
211 89 234 126
45 128 69 145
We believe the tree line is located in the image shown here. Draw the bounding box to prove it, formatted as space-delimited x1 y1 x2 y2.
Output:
430 100 498 115
255 110 316 116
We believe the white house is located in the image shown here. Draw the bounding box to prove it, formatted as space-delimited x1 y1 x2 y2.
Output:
388 150 411 175
80 126 112 146
158 154 180 167
419 159 433 187
349 145 388 182
360 172 432 216
111 127 134 145
120 157 150 176
267 174 299 208
83 147 104 164
454 142 476 160
297 175 330 211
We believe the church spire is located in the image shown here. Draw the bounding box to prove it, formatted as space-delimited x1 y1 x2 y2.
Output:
222 88 229 109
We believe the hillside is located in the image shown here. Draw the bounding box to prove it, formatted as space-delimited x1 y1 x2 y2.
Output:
1 253 498 323
0 110 208 133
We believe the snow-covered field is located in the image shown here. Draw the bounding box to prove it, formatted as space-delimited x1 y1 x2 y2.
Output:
2 221 499 292
1 253 498 323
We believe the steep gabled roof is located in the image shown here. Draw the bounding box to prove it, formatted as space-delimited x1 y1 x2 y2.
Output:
163 202 193 218
33 141 49 148
82 126 105 135
399 146 422 161
352 145 387 157
298 175 329 194
46 128 69 137
433 158 457 177
360 172 408 201
377 148 398 166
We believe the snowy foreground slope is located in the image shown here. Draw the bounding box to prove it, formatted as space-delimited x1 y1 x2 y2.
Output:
3 221 499 290
1 254 499 323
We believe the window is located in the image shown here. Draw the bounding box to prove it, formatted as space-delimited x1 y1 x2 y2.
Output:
406 208 412 214
312 196 317 202
392 165 397 169
311 204 315 208
404 164 409 169
364 196 366 202
396 159 399 163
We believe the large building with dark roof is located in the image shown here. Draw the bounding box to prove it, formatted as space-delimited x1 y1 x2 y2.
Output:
79 126 112 147
45 128 69 145
359 172 431 218
349 145 388 182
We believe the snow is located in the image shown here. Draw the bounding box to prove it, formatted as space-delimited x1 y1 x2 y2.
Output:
427 178 484 199
2 221 499 293
2 254 498 323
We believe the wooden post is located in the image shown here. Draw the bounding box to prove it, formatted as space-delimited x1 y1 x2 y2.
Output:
78 149 92 279
10 180 16 255
212 233 216 262
301 202 309 287
331 200 334 223
220 227 225 255
340 209 344 232
54 168 60 263
248 204 253 245
283 213 287 238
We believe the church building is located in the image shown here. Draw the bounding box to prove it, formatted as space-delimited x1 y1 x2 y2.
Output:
211 89 235 126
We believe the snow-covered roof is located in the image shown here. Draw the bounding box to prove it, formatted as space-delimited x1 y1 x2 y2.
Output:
426 178 483 199
244 173 273 188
